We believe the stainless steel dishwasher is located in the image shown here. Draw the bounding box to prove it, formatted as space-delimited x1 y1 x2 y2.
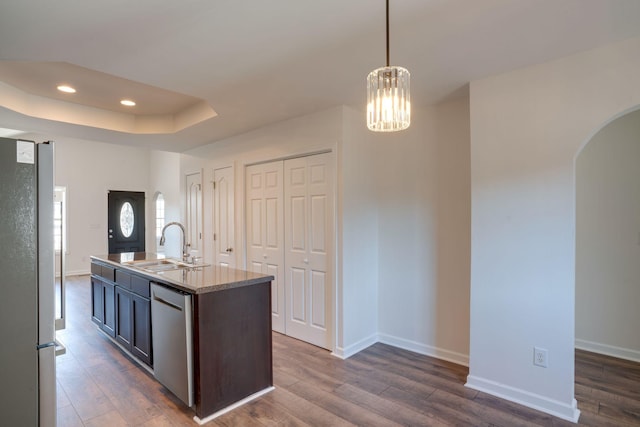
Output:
150 283 194 407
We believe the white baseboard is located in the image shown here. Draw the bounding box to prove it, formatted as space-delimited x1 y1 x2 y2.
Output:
66 269 90 277
575 338 640 363
378 333 469 366
332 333 378 359
465 375 580 423
193 386 275 425
332 332 469 367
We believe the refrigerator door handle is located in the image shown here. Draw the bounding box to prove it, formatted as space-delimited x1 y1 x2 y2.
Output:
36 342 56 350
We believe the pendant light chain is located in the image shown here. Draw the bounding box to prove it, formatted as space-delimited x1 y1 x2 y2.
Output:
386 0 390 67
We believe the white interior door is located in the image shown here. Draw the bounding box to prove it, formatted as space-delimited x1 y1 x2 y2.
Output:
246 162 285 333
213 166 235 268
284 153 333 348
186 172 203 256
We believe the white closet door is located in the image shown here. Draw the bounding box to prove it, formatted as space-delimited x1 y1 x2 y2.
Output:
213 166 235 268
246 162 285 333
186 172 203 256
284 153 333 348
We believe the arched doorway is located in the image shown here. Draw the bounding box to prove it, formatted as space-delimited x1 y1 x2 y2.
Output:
575 107 640 360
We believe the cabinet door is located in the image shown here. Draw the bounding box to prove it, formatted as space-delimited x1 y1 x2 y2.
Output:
131 294 152 366
115 287 133 349
102 281 116 338
91 277 104 325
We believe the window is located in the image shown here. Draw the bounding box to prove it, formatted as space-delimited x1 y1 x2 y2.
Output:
155 193 165 252
119 202 135 237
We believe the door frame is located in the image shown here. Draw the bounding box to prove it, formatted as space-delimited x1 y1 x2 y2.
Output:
242 149 336 351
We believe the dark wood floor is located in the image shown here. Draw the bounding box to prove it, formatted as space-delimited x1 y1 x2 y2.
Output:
56 275 640 426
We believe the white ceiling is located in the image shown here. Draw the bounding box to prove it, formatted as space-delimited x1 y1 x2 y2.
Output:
2 0 640 152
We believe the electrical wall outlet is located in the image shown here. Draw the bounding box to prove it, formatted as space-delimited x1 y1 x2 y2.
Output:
534 347 548 368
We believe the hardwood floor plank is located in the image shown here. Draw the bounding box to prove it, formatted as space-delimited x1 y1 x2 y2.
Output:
567 410 640 427
351 350 475 400
273 352 345 392
261 386 355 427
287 379 404 427
577 372 640 402
83 409 129 427
235 397 311 427
429 389 544 427
210 407 270 427
275 343 391 395
56 360 116 421
333 382 450 427
56 380 71 409
138 414 176 427
273 368 301 388
370 343 468 382
597 400 640 425
89 362 165 425
56 404 84 427
471 390 559 426
382 384 493 427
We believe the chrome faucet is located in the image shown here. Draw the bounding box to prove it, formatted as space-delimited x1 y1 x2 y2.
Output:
159 221 190 261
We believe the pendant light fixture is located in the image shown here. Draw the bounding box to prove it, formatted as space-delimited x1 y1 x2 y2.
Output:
367 0 410 132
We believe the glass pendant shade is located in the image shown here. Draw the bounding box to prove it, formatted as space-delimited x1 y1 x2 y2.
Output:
367 66 411 132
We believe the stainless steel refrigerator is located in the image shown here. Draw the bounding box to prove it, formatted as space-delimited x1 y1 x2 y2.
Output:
0 138 56 426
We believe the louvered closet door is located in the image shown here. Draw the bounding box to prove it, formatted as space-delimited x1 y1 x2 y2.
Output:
246 162 285 333
284 153 333 348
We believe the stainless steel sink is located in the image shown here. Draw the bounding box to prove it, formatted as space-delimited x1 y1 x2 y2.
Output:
124 258 208 273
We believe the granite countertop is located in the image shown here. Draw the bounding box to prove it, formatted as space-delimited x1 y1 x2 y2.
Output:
90 252 274 295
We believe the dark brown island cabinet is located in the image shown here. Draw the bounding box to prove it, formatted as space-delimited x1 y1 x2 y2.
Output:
91 261 152 365
90 254 274 423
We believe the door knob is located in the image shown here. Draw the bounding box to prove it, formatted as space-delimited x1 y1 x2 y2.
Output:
226 248 233 253
263 254 267 259
303 258 309 264
108 235 113 239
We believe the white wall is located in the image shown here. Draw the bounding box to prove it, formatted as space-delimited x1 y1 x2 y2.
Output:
50 136 150 274
148 150 181 257
340 107 379 355
576 108 640 361
467 35 640 422
375 98 471 365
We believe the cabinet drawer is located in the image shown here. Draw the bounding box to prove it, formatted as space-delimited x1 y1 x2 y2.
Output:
115 269 132 289
91 262 115 282
101 265 116 282
91 262 102 276
131 275 150 298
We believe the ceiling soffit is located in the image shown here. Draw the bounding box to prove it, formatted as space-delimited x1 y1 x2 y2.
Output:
0 61 217 134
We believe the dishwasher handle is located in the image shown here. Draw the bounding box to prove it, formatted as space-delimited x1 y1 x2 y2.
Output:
153 294 184 311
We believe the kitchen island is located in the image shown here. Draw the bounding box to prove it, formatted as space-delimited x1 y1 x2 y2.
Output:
90 252 274 424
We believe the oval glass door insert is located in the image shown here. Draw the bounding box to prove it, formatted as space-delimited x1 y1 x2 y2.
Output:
120 202 135 237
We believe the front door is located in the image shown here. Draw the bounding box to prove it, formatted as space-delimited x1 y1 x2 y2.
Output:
108 191 145 253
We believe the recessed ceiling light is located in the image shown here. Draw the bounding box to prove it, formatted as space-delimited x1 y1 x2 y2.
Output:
120 99 136 107
57 85 76 94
